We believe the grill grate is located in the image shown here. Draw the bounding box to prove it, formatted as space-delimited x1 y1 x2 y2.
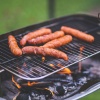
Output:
0 14 100 80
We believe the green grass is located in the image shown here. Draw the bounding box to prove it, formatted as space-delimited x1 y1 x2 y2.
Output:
0 0 100 34
55 0 100 17
81 90 100 100
0 0 48 34
0 1 100 99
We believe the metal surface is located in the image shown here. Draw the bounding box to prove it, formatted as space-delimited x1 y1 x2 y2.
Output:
0 69 5 73
66 82 100 100
0 14 100 80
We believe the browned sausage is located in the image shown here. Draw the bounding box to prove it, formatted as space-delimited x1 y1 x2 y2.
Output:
22 46 68 61
42 35 72 48
8 35 22 56
61 26 94 43
20 28 52 46
28 31 64 45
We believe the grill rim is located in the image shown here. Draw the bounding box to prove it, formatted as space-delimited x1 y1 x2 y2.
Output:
64 82 100 100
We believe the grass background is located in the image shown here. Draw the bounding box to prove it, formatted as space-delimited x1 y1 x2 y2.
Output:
0 0 100 34
0 0 100 99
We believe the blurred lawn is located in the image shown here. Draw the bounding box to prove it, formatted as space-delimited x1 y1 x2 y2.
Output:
0 0 48 34
0 0 100 34
81 90 100 100
0 0 100 99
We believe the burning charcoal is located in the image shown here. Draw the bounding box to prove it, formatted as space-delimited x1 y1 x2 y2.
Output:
63 85 68 94
67 83 77 92
54 82 61 86
77 77 87 85
54 86 65 96
90 66 100 76
31 94 47 100
30 88 52 100
82 70 90 76
30 92 47 100
66 75 73 82
15 88 52 100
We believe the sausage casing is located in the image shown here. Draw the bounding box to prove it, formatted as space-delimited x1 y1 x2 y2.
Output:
43 35 72 48
61 26 94 43
28 31 64 45
8 35 22 56
22 46 68 61
20 28 52 46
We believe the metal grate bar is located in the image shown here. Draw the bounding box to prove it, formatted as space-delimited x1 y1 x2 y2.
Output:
5 56 56 77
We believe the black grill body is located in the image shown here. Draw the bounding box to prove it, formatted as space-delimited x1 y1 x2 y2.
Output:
0 14 100 100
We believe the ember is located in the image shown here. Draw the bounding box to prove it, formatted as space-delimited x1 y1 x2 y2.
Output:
57 64 72 74
1 60 100 100
42 56 45 62
80 46 85 51
8 53 100 100
12 76 21 89
11 62 100 100
27 81 37 86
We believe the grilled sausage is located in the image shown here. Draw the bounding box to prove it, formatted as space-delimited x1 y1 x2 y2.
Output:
42 35 72 48
8 35 22 56
20 28 52 46
28 31 64 45
61 26 94 43
22 46 68 61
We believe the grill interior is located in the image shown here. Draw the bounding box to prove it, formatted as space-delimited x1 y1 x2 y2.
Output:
0 14 100 80
1 54 100 100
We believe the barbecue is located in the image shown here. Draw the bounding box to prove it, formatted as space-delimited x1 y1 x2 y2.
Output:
42 35 73 49
0 14 100 100
8 35 22 56
20 28 52 46
22 46 68 61
28 31 64 45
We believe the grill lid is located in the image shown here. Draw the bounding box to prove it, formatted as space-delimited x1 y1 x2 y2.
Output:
0 14 100 80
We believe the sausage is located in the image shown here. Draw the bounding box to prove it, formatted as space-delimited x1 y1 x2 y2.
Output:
42 35 72 48
28 31 64 45
20 28 52 46
22 46 68 61
61 26 94 43
8 35 22 56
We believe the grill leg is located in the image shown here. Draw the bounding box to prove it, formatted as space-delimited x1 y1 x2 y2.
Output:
48 0 55 18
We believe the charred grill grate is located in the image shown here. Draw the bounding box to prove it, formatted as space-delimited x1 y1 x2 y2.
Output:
0 14 100 80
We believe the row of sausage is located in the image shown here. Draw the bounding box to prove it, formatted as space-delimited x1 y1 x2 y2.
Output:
8 26 94 61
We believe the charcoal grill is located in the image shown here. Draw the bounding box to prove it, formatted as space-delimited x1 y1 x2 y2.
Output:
0 14 100 100
0 14 100 81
